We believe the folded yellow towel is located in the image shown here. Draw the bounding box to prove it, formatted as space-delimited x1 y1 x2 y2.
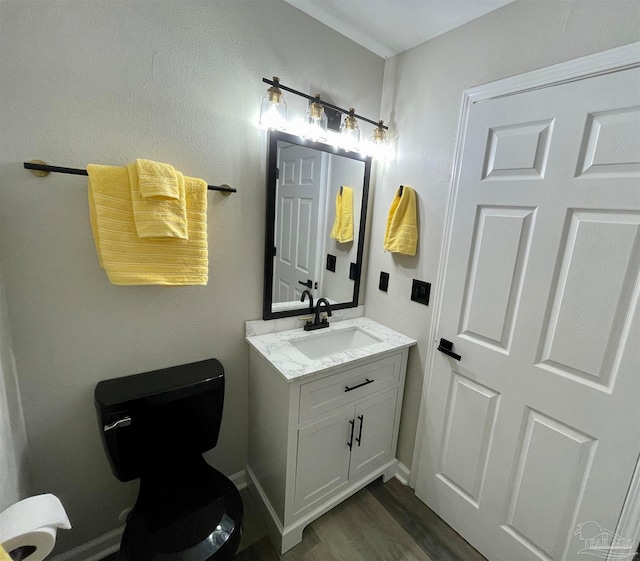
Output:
135 159 179 199
330 186 354 243
384 185 418 256
0 544 10 561
129 161 188 240
87 164 208 286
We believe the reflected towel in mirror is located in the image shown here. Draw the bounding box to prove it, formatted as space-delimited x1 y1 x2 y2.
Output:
330 186 354 243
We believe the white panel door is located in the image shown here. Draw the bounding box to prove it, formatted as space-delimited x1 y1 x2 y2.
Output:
273 144 323 303
416 67 640 561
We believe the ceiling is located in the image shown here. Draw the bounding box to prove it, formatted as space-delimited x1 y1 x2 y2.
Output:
284 0 514 59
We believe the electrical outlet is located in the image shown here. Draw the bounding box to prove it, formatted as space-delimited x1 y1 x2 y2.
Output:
379 271 389 292
411 279 431 305
326 254 336 272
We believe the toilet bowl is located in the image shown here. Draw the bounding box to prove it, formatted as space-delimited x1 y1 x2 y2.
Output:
94 358 243 561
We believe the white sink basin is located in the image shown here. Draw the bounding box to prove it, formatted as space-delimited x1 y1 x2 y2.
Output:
291 327 382 360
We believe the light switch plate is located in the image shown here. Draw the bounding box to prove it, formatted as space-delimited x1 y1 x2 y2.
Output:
379 272 389 292
349 262 359 281
326 254 336 272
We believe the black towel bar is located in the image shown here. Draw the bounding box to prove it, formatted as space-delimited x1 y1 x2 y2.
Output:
23 161 236 193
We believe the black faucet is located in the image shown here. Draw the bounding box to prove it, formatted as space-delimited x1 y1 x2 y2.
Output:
300 290 314 310
304 298 332 331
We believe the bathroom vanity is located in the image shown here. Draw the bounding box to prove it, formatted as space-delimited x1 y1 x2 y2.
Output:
246 317 415 553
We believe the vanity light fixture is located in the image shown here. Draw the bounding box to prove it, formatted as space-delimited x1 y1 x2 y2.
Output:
259 77 389 158
259 76 287 130
339 108 361 152
304 95 328 141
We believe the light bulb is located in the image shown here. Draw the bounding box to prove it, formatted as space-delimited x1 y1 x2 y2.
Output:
259 77 287 130
339 108 360 152
367 120 389 159
304 95 328 141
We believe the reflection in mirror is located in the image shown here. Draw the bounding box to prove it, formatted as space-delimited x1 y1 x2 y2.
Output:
263 131 371 320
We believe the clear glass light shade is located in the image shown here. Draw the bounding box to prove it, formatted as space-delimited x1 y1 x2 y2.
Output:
339 109 360 151
259 80 287 130
368 121 389 158
304 96 328 141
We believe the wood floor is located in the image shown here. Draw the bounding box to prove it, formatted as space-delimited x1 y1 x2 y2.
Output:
101 477 486 561
236 477 486 561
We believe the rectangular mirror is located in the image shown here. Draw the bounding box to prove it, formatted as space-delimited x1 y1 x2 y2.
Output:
263 131 371 319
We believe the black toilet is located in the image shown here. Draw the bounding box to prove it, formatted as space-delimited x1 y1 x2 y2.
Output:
94 358 243 561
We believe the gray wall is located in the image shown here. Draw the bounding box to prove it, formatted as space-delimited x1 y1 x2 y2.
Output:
0 261 30 511
364 0 640 471
0 0 383 552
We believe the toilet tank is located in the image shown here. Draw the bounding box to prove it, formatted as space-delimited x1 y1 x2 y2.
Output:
94 358 225 482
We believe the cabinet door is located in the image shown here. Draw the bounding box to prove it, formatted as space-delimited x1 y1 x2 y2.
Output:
349 389 398 479
294 408 353 514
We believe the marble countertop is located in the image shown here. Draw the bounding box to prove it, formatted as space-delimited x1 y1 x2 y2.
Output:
246 317 416 382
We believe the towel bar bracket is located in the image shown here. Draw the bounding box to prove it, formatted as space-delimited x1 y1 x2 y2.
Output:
26 160 51 177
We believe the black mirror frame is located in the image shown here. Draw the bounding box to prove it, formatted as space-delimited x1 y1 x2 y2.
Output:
263 130 371 320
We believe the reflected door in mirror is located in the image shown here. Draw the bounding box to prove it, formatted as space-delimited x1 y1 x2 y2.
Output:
274 143 325 304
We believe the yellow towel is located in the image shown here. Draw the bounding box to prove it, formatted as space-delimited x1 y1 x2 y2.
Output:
88 164 208 286
129 161 188 240
330 186 354 243
135 158 179 199
384 185 418 256
0 544 10 561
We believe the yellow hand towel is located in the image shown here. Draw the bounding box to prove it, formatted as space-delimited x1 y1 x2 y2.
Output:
330 186 354 243
0 544 11 561
129 161 188 240
384 185 418 256
135 158 179 199
88 164 208 286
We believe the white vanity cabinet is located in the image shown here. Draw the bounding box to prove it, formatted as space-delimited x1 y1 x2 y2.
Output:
246 330 412 555
295 386 398 512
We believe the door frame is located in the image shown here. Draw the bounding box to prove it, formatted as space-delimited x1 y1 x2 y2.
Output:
410 41 640 555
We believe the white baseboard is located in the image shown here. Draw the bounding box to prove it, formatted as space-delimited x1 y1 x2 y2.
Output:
229 468 247 490
50 469 247 561
395 461 411 486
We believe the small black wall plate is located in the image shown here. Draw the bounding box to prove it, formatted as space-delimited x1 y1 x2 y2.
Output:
379 271 389 292
349 262 359 281
326 254 336 272
411 279 431 305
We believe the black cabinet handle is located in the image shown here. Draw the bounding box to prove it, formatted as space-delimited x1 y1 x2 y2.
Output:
345 378 373 392
298 279 312 288
347 419 355 450
437 338 461 361
356 415 364 446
